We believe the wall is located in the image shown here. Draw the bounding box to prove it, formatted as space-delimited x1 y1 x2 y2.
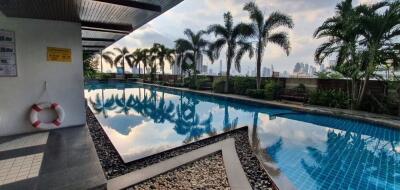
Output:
0 15 85 136
285 78 318 90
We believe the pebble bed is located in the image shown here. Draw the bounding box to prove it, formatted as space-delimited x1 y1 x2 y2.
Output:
128 152 230 190
86 107 276 190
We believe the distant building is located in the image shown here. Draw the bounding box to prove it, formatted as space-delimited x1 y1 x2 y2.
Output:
304 64 309 74
201 65 208 74
251 69 256 77
272 71 279 78
262 67 267 77
309 66 317 76
282 70 289 78
319 63 325 72
261 67 271 77
293 62 318 78
208 68 213 75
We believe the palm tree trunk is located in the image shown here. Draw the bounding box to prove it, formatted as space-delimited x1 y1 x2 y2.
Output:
256 41 263 89
162 62 165 82
122 57 125 78
251 112 259 151
193 52 198 86
139 63 141 77
357 45 377 107
225 54 232 93
143 64 146 81
351 79 357 110
181 62 184 84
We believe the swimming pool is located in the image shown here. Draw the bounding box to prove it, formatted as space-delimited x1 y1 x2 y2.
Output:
84 82 400 190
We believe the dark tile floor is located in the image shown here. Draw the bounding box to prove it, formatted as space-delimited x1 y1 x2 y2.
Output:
0 126 106 190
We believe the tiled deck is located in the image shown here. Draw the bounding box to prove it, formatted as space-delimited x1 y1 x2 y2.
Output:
0 126 106 190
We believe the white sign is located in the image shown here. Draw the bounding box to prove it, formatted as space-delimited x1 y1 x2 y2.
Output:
0 29 17 77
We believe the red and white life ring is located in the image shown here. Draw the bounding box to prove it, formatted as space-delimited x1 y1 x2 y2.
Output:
30 102 65 129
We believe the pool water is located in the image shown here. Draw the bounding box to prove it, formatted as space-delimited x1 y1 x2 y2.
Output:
84 82 400 190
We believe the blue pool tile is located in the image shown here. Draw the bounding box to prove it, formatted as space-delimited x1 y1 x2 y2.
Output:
85 82 400 190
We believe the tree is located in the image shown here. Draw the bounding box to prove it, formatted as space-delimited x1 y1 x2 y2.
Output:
130 48 151 79
96 51 115 73
114 47 132 76
83 52 97 78
149 44 160 82
355 1 400 106
152 43 175 81
314 0 400 108
174 41 198 83
244 2 294 89
175 29 211 85
208 12 255 93
141 48 150 79
89 93 116 118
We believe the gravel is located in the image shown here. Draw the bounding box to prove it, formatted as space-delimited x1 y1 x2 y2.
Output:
86 107 277 190
128 152 230 190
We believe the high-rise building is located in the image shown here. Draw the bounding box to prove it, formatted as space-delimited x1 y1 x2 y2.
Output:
201 65 208 74
319 63 325 72
251 69 256 77
282 70 289 78
304 64 309 74
262 67 271 77
208 68 213 75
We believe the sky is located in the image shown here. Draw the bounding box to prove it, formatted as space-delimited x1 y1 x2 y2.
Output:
103 0 380 75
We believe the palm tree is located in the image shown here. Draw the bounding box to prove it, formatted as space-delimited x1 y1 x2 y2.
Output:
89 93 116 118
355 1 400 106
141 48 150 79
315 0 399 108
148 44 160 82
95 51 115 73
174 42 185 82
152 43 175 81
244 2 294 89
175 29 211 85
208 12 255 92
314 0 362 109
114 47 132 76
174 41 198 84
130 48 146 78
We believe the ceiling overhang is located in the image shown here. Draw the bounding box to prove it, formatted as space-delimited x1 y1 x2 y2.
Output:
0 0 183 53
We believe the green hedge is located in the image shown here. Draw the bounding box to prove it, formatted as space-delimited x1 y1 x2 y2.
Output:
246 89 266 99
264 80 282 100
213 78 234 93
308 89 350 109
232 77 257 95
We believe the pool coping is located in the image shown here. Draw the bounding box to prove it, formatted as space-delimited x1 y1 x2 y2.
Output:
108 138 252 190
131 82 400 130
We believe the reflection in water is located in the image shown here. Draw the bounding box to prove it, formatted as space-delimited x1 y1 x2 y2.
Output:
301 130 400 190
85 82 400 190
89 91 116 118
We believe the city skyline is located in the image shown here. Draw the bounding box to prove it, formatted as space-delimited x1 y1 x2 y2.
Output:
100 0 379 75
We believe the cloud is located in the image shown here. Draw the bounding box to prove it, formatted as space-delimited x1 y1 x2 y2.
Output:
108 0 379 74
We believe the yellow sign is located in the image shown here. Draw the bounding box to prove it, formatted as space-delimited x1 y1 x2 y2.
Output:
47 47 71 63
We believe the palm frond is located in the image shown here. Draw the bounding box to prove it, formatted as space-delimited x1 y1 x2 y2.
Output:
264 12 294 36
267 32 291 55
235 41 254 72
243 2 264 29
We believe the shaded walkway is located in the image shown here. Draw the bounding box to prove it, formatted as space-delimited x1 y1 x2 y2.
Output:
0 126 106 190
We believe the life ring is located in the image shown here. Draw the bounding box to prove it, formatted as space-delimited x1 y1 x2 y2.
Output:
30 102 65 129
